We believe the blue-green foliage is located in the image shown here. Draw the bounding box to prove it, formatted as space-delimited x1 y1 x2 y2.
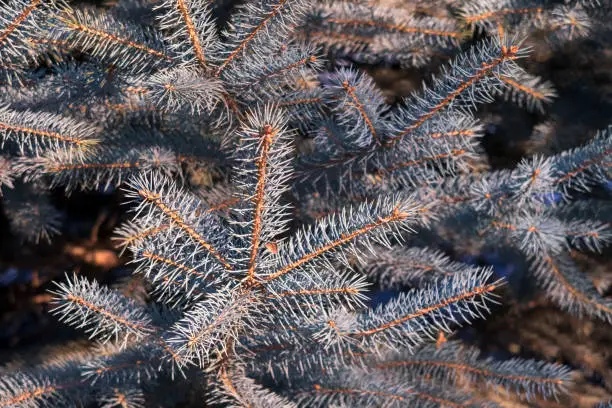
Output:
0 0 611 407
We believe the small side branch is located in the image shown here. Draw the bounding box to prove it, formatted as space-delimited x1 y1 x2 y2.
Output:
137 189 232 270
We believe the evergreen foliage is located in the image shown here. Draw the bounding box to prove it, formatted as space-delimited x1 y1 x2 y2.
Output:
0 0 610 406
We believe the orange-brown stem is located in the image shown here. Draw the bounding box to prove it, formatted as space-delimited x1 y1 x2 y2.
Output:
138 190 232 270
350 284 497 337
0 0 41 48
386 46 520 144
464 7 544 24
65 294 150 332
554 149 611 185
65 21 172 61
175 0 207 68
246 124 276 282
215 0 288 76
264 207 411 282
0 122 88 146
342 80 379 144
544 256 612 315
259 55 317 81
141 251 214 281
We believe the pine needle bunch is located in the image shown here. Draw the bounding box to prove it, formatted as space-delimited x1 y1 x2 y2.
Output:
293 1 612 401
298 0 609 68
458 0 597 47
0 0 325 242
297 0 463 68
344 126 612 326
0 0 610 407
394 124 606 330
296 0 612 115
0 104 573 407
299 34 537 188
0 0 62 85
